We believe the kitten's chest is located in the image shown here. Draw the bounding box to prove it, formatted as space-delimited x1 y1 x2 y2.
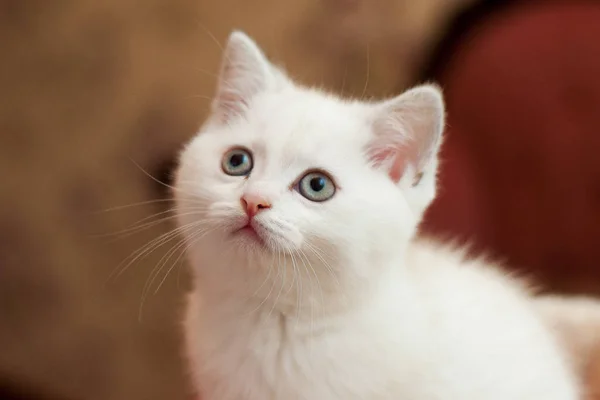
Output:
186 306 414 400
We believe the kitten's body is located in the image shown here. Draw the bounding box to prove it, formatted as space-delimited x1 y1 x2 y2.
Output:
185 240 577 399
175 31 590 399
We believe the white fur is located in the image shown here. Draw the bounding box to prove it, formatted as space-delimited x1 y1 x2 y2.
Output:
535 295 600 377
175 31 580 399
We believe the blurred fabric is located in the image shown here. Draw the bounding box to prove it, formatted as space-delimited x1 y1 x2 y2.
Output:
423 0 600 296
0 0 474 399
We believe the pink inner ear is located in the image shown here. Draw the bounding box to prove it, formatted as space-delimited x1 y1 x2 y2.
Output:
370 146 406 183
389 152 406 183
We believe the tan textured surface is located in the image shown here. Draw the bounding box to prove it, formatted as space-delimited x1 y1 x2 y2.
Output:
0 1 471 399
589 345 600 400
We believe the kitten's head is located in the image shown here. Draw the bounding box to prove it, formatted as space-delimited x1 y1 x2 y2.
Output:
175 32 444 310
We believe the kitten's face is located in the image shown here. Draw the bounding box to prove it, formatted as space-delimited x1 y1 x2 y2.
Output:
175 32 444 306
177 90 411 266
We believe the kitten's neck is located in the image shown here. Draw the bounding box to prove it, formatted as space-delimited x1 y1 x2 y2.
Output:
189 247 410 324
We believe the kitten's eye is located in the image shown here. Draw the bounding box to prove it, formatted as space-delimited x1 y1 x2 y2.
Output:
297 171 336 202
222 148 253 176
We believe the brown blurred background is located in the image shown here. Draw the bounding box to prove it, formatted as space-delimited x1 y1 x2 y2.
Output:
1 0 599 399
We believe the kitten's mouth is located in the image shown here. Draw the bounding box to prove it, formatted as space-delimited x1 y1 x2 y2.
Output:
232 222 266 245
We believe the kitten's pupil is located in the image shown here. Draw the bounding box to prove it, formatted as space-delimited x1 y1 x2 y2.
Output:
310 177 325 192
230 153 246 167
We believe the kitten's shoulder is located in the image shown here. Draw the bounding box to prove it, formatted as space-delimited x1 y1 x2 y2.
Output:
407 236 534 296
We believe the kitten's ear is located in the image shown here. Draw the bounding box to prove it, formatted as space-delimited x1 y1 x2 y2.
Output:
212 31 274 122
368 84 445 186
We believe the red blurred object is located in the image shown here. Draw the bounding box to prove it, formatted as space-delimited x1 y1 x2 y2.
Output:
422 0 600 294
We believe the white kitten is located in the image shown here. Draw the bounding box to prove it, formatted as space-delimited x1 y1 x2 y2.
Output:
175 31 581 399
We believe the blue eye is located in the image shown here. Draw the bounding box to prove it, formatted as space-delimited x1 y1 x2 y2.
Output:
297 171 336 202
222 148 253 176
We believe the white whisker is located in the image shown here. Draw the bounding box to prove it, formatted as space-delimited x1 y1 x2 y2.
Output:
153 226 214 294
95 206 208 241
106 220 204 284
138 224 213 320
305 241 340 288
93 198 175 213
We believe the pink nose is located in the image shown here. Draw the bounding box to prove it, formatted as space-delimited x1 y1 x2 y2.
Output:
241 194 271 218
